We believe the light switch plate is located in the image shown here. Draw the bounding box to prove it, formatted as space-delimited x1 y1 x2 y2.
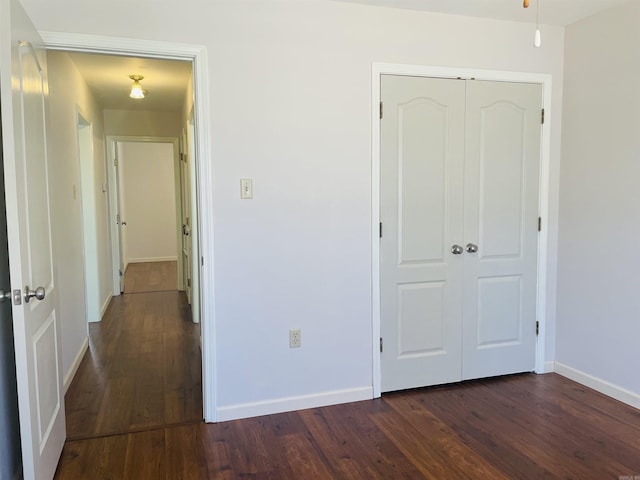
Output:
240 179 253 199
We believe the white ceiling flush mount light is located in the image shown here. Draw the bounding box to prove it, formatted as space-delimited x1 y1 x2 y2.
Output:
128 74 145 99
524 0 542 48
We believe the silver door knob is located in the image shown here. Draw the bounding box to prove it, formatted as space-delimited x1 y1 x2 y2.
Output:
0 290 11 303
451 245 464 255
24 286 45 303
466 243 479 253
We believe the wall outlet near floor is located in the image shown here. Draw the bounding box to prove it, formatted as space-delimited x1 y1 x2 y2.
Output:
289 328 301 348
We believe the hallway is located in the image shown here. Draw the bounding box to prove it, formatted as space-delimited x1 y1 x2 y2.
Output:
63 262 202 441
123 260 178 294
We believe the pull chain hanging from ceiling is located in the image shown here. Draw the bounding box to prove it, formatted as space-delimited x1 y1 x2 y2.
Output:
534 0 541 47
523 0 541 48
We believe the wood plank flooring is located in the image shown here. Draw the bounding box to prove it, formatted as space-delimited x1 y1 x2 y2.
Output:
124 261 178 293
64 289 202 440
56 373 640 479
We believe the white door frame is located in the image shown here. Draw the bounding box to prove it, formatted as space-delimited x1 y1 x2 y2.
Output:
106 136 182 292
41 32 217 422
371 63 553 397
75 107 101 323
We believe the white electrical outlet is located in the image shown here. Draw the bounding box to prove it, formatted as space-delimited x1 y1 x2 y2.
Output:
289 328 301 348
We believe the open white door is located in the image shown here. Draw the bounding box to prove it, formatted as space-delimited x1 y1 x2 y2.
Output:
179 130 192 300
114 144 126 293
187 112 201 325
0 0 66 478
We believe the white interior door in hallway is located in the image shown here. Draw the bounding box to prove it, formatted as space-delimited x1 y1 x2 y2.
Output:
380 75 542 393
0 0 66 477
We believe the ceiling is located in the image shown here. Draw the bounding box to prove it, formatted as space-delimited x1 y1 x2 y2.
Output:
333 0 631 26
66 52 192 112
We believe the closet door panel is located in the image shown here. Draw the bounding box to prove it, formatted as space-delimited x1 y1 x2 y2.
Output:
462 80 542 380
380 75 465 392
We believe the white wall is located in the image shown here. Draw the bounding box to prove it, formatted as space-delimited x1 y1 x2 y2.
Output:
556 2 640 402
47 51 111 381
119 142 178 263
104 109 181 138
22 0 565 418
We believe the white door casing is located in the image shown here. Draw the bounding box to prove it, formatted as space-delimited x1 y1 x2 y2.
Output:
107 136 181 294
0 0 66 477
372 64 553 397
379 73 543 393
41 30 215 422
76 111 102 321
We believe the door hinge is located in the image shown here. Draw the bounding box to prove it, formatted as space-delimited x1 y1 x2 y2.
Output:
541 108 545 125
114 159 119 167
379 101 383 120
119 269 123 277
379 222 382 238
201 256 204 267
536 321 540 336
538 216 542 232
187 278 191 287
380 337 383 353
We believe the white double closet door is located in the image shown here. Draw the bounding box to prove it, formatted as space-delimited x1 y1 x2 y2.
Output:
380 75 542 392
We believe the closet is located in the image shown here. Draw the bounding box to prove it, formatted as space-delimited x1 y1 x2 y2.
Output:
380 75 542 392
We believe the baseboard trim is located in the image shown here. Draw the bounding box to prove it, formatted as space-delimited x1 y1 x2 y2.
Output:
554 362 640 410
100 294 112 320
216 387 373 422
128 256 177 263
543 361 555 373
64 337 89 393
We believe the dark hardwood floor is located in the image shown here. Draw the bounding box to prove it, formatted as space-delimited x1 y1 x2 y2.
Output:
124 260 178 293
64 283 202 440
59 261 640 477
56 373 640 479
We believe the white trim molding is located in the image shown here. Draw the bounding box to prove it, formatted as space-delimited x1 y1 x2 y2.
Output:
41 32 218 422
216 387 373 422
543 361 555 374
127 256 178 263
104 135 181 295
99 294 112 321
63 337 89 393
371 63 554 397
555 362 640 410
